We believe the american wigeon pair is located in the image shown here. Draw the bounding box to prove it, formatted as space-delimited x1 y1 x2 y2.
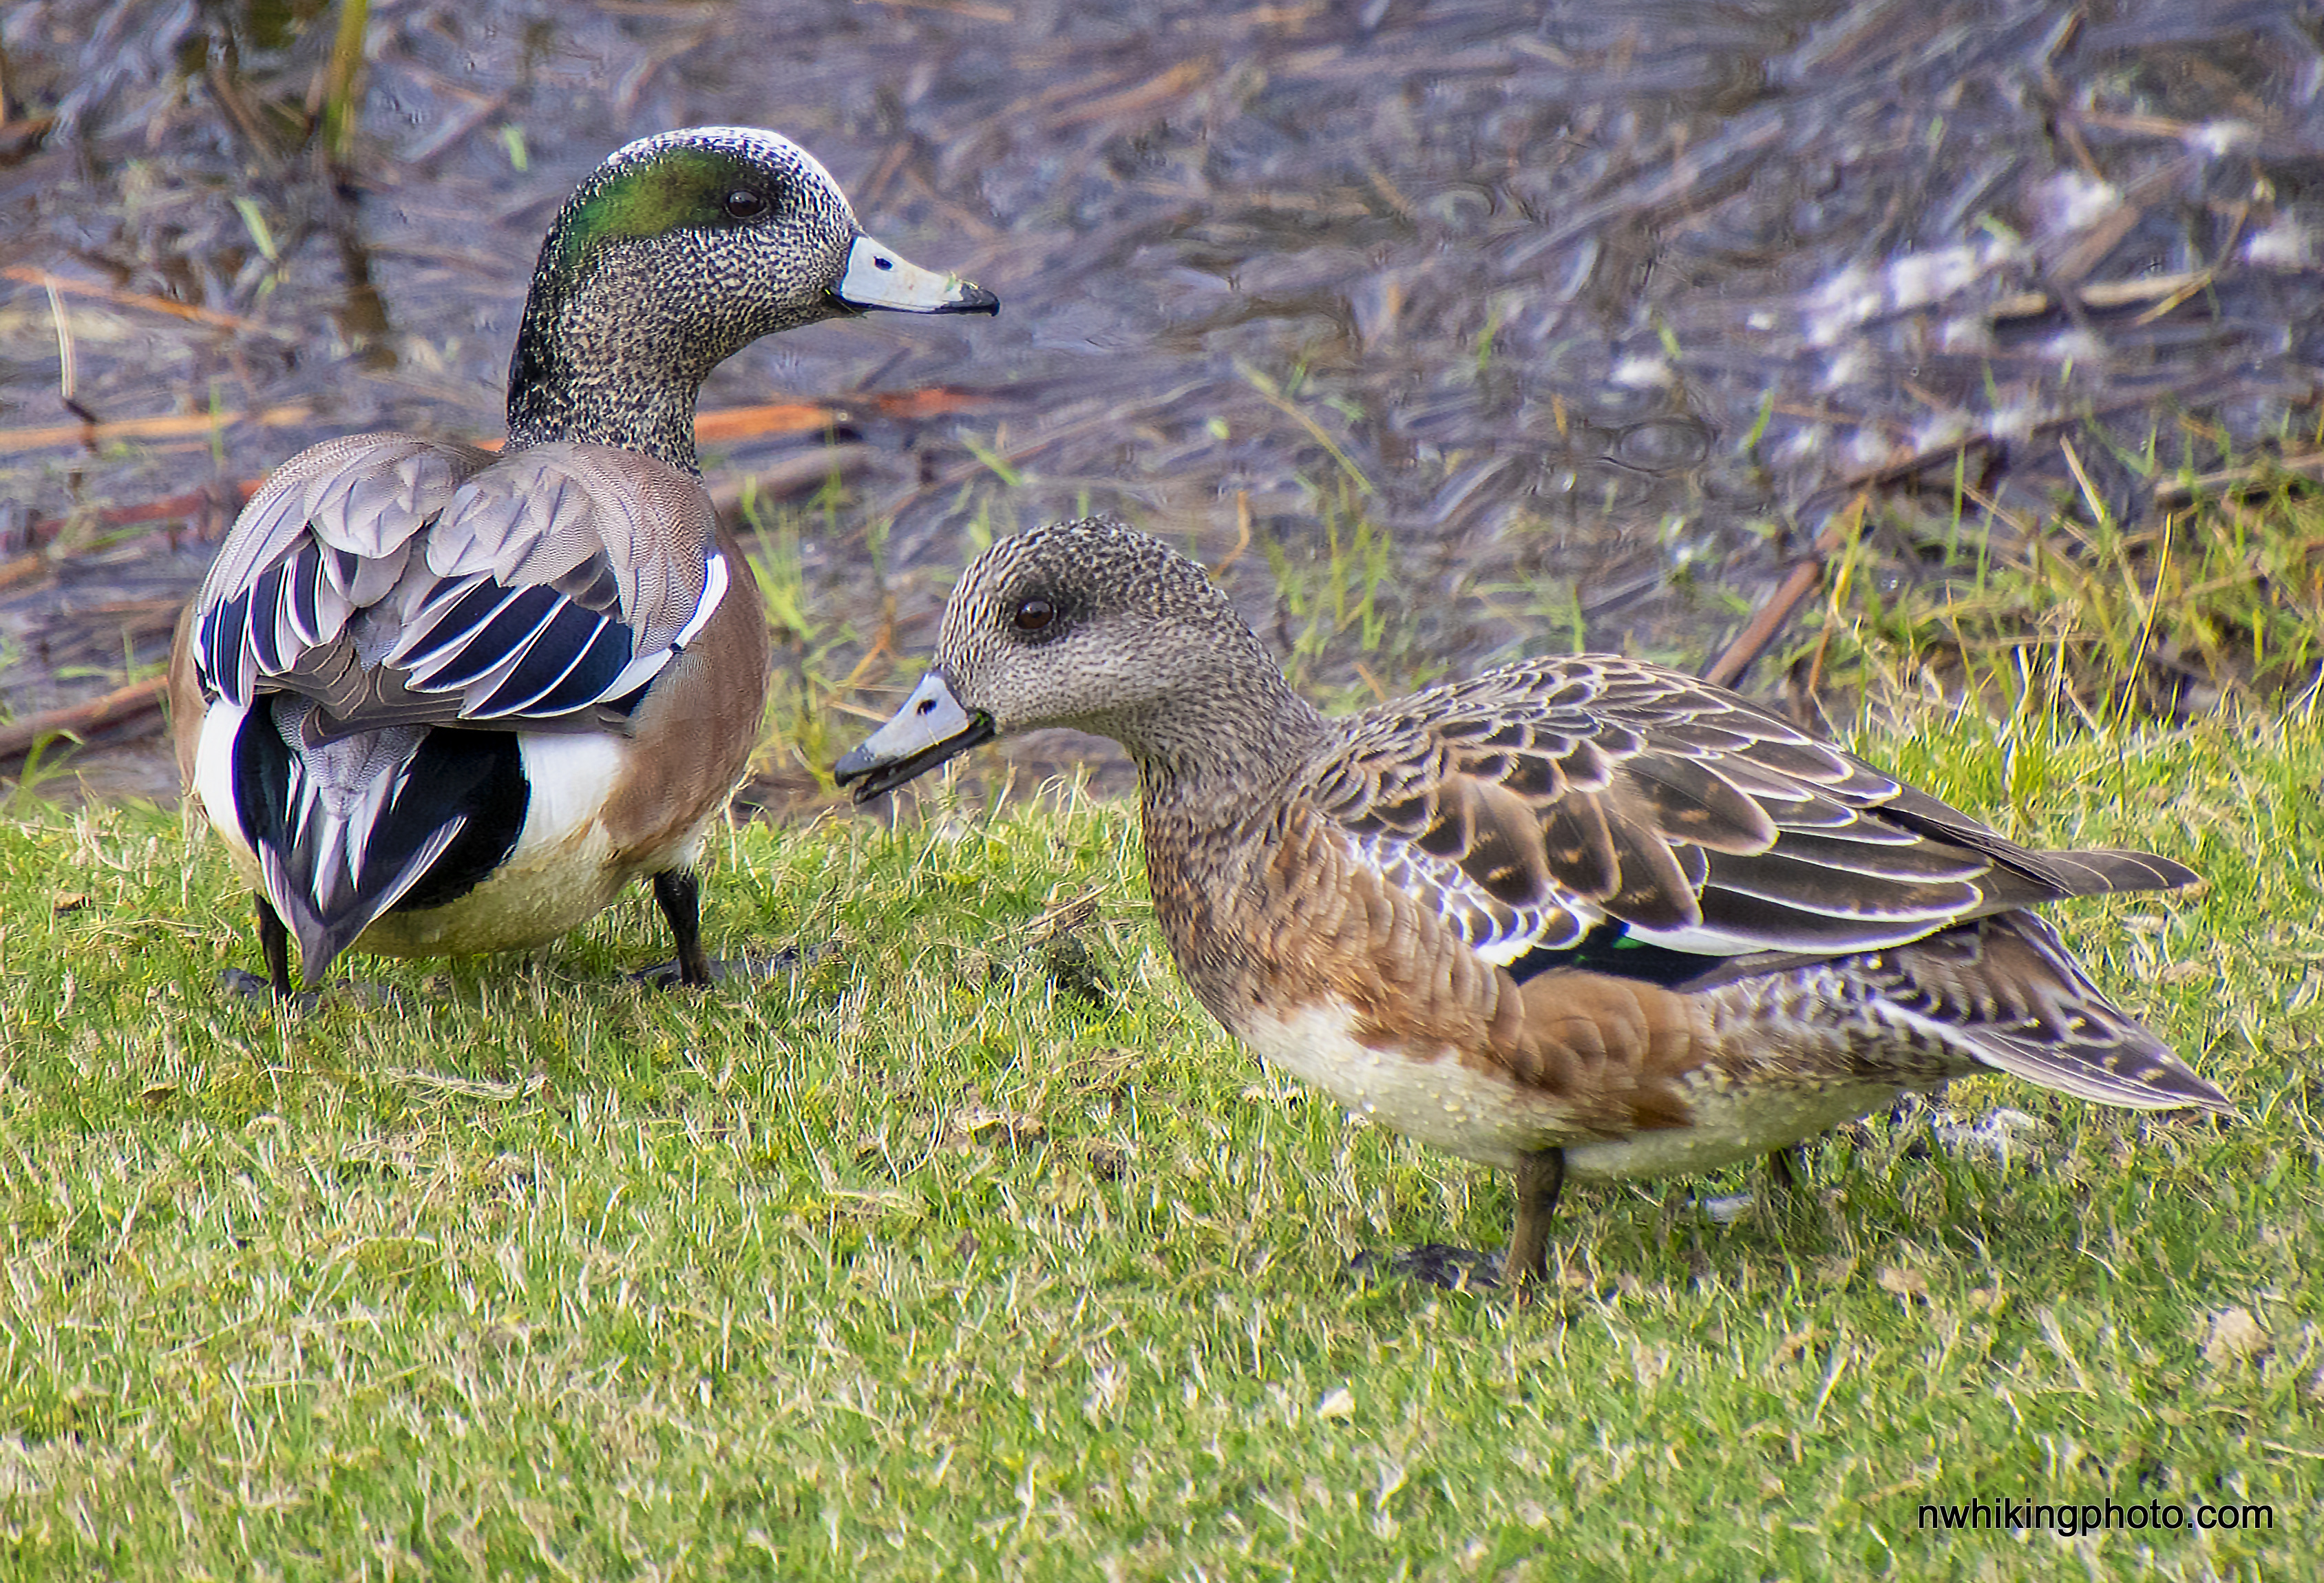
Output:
172 127 996 994
172 129 2223 1287
837 518 2230 1283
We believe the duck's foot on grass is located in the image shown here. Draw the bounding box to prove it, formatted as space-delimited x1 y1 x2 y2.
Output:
1694 1146 1820 1223
630 945 803 990
1346 1243 1506 1292
219 967 297 1004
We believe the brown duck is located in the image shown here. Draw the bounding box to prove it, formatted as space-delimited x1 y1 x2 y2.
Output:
836 517 2230 1284
171 127 997 994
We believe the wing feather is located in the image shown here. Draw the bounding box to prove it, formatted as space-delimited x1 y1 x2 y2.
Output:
420 585 568 694
189 437 729 735
470 605 624 719
1311 653 2190 969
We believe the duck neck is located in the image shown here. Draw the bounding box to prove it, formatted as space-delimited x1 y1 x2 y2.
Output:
1128 667 1331 831
503 248 713 473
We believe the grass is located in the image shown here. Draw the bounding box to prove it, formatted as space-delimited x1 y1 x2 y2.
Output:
1792 432 2324 725
2 694 2321 1578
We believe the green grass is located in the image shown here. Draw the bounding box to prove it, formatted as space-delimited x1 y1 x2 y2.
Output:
2 700 2319 1579
1795 437 2324 724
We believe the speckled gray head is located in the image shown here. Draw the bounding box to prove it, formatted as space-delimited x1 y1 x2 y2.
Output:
507 125 997 464
835 516 1307 798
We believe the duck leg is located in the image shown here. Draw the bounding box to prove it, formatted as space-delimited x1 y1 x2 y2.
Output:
651 868 713 988
1766 1144 1803 1193
257 894 295 998
1504 1148 1567 1287
635 869 803 988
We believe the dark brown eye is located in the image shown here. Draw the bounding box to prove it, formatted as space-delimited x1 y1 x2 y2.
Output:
1011 598 1055 633
723 189 769 220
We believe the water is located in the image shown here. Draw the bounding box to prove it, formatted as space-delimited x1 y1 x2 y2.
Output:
3 0 2318 801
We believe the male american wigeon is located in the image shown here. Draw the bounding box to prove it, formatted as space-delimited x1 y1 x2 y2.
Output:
171 127 997 995
836 518 2229 1284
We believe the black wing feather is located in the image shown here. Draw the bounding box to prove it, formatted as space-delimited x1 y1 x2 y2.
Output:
424 584 565 692
474 602 622 717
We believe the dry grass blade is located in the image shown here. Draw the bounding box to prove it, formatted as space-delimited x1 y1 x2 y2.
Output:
3 266 282 335
0 405 313 456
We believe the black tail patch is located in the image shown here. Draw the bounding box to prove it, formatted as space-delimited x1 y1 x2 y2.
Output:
232 700 530 982
388 729 529 912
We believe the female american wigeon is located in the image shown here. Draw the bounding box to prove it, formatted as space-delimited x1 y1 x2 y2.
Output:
836 517 2229 1285
171 127 997 995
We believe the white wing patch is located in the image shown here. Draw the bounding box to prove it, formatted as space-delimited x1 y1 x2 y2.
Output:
1340 824 1595 967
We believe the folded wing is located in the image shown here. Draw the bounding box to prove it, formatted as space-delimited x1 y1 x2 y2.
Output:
191 439 730 740
1311 656 2193 969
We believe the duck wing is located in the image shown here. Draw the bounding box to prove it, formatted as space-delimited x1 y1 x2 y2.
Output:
191 437 732 739
1307 655 2193 972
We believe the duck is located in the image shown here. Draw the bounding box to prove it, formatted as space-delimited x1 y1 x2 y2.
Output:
834 517 2230 1285
169 125 999 996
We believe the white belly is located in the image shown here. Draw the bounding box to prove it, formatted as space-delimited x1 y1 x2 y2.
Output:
189 720 708 961
1236 999 1916 1181
350 815 628 956
1238 1001 1592 1170
1561 1080 1909 1178
353 733 678 958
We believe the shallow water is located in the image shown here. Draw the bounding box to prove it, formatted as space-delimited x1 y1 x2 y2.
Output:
3 0 2318 801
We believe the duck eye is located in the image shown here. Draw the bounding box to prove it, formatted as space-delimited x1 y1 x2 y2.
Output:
1011 598 1056 634
723 189 769 220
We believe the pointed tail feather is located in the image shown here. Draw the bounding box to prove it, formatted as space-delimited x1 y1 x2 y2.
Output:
258 819 463 986
1969 1026 2232 1113
2027 847 2201 899
233 698 484 987
1889 910 2232 1115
